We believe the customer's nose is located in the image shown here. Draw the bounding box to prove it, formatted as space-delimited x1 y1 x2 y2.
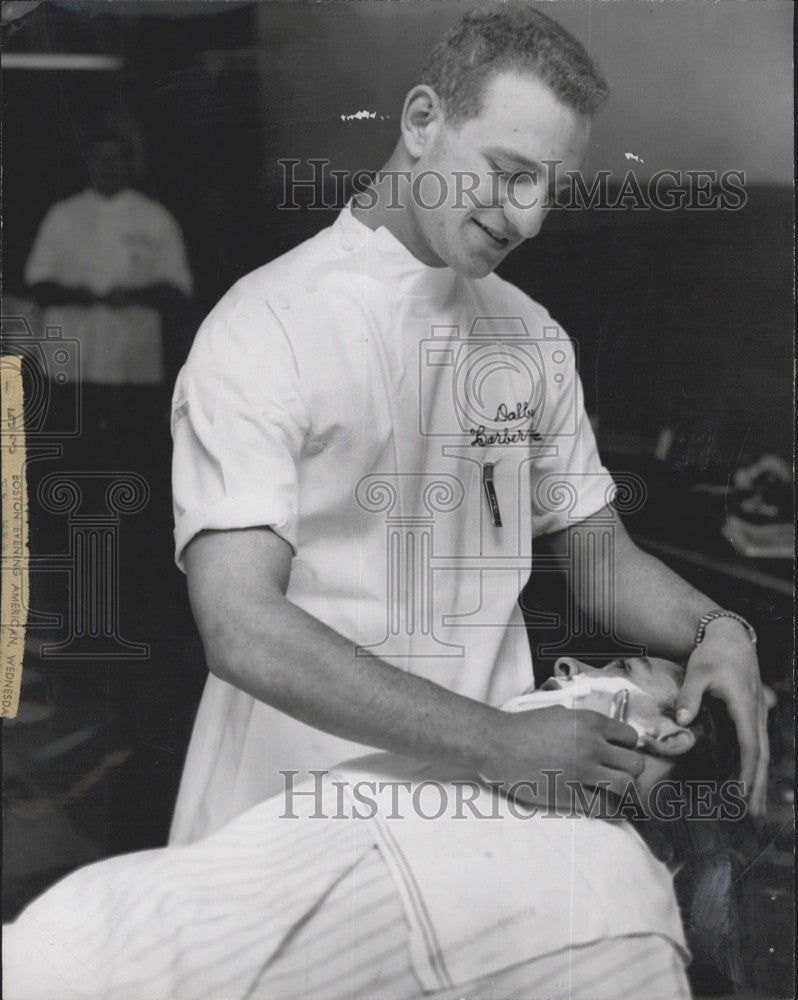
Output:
554 657 583 679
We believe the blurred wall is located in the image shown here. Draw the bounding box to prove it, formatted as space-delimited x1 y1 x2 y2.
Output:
3 0 793 468
254 0 794 184
250 0 793 471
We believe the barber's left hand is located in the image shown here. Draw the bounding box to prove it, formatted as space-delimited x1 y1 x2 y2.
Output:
676 618 769 816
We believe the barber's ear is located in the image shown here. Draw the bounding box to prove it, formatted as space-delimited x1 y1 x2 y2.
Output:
642 720 696 758
401 85 443 158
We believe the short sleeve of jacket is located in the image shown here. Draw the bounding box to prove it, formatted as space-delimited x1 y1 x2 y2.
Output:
171 295 310 571
529 330 616 536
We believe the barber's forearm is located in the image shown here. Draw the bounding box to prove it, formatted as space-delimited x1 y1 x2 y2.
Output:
609 523 717 658
561 507 716 660
610 539 756 662
200 594 501 773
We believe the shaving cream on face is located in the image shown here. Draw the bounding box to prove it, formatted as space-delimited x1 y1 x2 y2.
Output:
499 675 662 747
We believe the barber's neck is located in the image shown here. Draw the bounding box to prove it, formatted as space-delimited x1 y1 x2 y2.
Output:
350 144 446 269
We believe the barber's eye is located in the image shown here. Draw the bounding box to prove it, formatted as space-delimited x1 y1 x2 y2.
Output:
488 160 511 180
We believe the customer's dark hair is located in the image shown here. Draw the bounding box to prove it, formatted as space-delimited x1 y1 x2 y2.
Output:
416 3 610 125
668 695 741 784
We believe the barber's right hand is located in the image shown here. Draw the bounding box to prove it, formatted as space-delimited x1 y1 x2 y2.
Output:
477 706 645 810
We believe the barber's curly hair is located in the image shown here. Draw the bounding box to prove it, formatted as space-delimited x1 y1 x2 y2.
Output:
416 3 610 126
668 695 741 784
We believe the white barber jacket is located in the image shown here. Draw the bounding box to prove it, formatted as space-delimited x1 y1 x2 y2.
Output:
170 205 615 844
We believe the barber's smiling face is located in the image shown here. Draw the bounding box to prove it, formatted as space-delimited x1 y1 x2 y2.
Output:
405 71 588 278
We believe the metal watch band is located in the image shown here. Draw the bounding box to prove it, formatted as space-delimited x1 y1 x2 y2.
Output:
695 609 757 646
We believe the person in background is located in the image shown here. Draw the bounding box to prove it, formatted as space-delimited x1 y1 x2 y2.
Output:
24 123 193 471
20 124 195 787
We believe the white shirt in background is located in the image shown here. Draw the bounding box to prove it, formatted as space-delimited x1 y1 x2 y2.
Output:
25 188 192 385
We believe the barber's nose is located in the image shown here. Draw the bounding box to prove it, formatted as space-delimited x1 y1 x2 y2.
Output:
554 657 583 679
501 182 548 240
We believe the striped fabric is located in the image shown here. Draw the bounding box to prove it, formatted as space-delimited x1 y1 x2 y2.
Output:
4 773 692 1000
4 781 375 1000
330 754 690 991
246 844 692 1000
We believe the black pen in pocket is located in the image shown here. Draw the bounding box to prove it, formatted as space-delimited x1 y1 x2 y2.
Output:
482 463 502 527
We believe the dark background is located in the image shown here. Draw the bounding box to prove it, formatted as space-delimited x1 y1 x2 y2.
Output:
2 2 794 994
4 1 792 460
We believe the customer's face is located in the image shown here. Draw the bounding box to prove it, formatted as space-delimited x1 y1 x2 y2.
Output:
545 656 696 794
550 656 684 712
408 71 588 277
542 655 692 757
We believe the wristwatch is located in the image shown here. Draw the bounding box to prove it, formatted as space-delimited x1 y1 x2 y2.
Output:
695 609 757 646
